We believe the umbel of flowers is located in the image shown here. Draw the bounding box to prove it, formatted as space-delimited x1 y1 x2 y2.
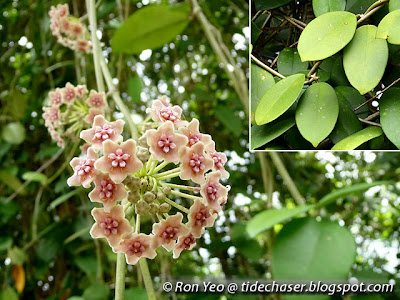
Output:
67 97 230 264
43 83 107 147
49 4 92 52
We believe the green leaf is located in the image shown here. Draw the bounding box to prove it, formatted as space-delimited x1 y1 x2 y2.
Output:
112 3 190 54
376 10 400 45
315 181 388 209
251 63 275 121
37 238 59 262
7 246 26 265
379 88 400 148
0 288 18 300
331 126 383 150
247 206 313 238
127 76 142 103
251 116 295 149
295 82 339 147
75 256 98 277
7 91 27 120
0 237 12 251
272 218 356 281
255 74 305 125
215 106 243 137
251 21 262 43
334 86 369 118
254 0 294 10
389 0 400 12
329 91 362 144
22 171 48 182
277 48 309 76
232 224 264 260
47 189 83 211
343 25 388 95
345 0 375 14
82 282 110 300
125 288 149 300
1 122 25 145
298 11 357 61
0 170 23 192
312 0 346 17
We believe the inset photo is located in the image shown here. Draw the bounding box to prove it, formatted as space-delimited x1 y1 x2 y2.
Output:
250 0 400 151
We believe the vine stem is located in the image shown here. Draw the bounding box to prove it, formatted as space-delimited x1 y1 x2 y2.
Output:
251 54 286 79
164 197 190 214
153 167 180 178
115 253 126 300
139 259 157 300
170 189 202 201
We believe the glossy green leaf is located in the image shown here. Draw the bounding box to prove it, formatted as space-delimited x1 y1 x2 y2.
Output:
298 11 357 61
127 76 142 103
272 218 356 281
376 10 400 45
343 25 388 95
277 48 309 76
255 74 305 125
312 0 346 17
315 181 389 208
251 21 262 43
112 3 190 54
22 171 48 182
334 86 369 118
331 126 383 150
2 122 25 145
254 0 294 10
379 88 400 148
246 206 313 238
251 63 275 121
345 0 375 14
389 0 400 12
320 55 350 86
330 92 362 144
251 116 295 149
295 82 339 147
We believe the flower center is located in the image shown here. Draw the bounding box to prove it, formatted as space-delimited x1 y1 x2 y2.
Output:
189 153 205 173
211 153 224 169
100 217 119 235
94 125 114 141
188 132 200 146
182 235 195 249
64 88 75 101
108 148 130 168
76 158 95 176
206 183 219 201
158 134 176 153
51 93 62 105
160 109 179 122
127 241 145 256
91 95 103 107
99 180 114 200
195 208 209 226
162 226 179 242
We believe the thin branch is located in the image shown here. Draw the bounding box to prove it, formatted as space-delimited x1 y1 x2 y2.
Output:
357 0 389 24
251 54 285 79
359 118 382 127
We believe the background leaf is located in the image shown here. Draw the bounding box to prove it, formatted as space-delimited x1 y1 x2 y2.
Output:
379 88 400 149
331 126 383 150
312 0 346 17
127 76 142 103
251 116 295 149
254 0 294 10
251 63 275 121
277 48 309 76
376 10 400 45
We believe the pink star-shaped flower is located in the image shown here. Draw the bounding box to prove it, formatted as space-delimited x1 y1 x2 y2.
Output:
67 147 99 188
80 115 124 152
173 234 196 259
86 90 107 108
152 213 190 251
179 118 212 148
200 171 229 212
89 174 127 212
114 233 157 265
76 85 88 98
84 108 104 125
90 206 132 247
179 142 213 184
207 142 229 179
146 121 188 164
42 107 60 125
94 139 143 184
49 89 63 107
146 99 188 128
187 199 217 238
62 82 76 103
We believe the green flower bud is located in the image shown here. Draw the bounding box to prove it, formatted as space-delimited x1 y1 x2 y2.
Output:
162 186 171 195
159 202 171 213
128 190 140 203
125 205 135 219
149 203 159 214
127 176 141 191
138 133 149 147
156 191 166 201
137 146 150 162
140 178 148 191
135 200 150 215
143 191 156 203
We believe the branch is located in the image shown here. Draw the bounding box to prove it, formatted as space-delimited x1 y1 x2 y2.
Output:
251 54 285 79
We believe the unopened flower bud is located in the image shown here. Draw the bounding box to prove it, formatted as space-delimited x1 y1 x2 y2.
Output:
156 192 166 201
135 200 150 215
128 190 140 203
125 206 135 219
136 146 150 162
162 186 171 195
142 123 153 132
140 178 148 191
127 176 141 191
138 133 149 147
159 202 171 213
149 203 159 214
143 191 156 203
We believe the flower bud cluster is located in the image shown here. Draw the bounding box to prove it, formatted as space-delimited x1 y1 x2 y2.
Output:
67 97 230 264
49 4 92 52
43 83 107 147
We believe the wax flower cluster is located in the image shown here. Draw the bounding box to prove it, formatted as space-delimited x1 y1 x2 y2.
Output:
67 98 230 264
49 4 92 52
43 83 107 147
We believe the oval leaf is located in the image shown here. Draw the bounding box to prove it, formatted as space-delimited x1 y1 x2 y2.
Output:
334 86 369 118
376 10 400 45
343 25 389 95
246 206 313 238
272 218 356 281
127 76 142 103
379 88 400 149
277 48 309 76
2 122 25 145
22 172 48 183
298 11 357 61
255 74 305 125
251 116 295 149
312 0 346 17
389 0 400 12
331 126 383 150
251 63 275 121
112 3 190 54
295 82 339 147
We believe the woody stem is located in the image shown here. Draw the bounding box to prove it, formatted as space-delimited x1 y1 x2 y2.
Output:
139 259 157 300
